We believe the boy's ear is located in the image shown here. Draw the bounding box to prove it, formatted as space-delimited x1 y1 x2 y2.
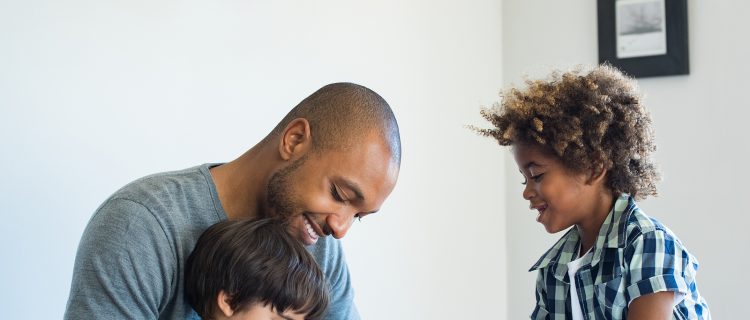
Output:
278 118 312 161
217 290 235 317
587 166 607 185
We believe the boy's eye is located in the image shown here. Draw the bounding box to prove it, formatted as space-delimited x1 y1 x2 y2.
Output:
354 214 363 222
521 173 544 185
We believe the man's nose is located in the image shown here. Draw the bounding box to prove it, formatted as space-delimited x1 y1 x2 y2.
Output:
326 211 356 239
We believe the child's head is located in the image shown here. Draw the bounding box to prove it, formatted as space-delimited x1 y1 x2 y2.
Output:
478 65 660 200
476 65 660 234
185 218 329 320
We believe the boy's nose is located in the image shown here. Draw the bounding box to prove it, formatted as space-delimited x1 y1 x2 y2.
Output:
522 184 535 200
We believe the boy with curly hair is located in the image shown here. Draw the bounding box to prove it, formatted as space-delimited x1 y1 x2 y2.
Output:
476 65 710 319
184 218 329 320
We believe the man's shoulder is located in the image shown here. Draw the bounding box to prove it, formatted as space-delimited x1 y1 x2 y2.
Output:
66 164 226 320
90 163 225 244
111 164 208 201
101 164 220 217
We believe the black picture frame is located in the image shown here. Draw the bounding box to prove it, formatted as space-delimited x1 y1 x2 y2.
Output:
597 0 689 78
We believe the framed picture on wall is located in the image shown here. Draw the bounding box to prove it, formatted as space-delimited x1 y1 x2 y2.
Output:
597 0 689 78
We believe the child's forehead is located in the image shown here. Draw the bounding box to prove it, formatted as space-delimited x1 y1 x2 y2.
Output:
514 143 576 173
513 143 558 162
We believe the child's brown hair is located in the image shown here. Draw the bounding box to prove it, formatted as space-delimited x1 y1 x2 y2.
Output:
476 65 659 200
185 218 329 320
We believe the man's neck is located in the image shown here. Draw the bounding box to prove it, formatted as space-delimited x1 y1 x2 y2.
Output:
209 146 270 220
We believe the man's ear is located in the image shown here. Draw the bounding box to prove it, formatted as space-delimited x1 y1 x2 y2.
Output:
217 290 235 317
278 118 312 161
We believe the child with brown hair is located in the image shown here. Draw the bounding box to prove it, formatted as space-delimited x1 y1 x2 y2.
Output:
184 218 329 320
477 65 710 319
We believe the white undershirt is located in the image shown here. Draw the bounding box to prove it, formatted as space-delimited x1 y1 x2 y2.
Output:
567 246 591 320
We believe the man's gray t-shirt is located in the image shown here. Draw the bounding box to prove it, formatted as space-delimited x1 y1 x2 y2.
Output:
64 164 359 319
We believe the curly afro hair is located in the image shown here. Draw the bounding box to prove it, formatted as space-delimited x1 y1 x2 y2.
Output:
475 65 659 200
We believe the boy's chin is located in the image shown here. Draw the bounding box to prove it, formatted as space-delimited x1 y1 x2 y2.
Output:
542 223 569 234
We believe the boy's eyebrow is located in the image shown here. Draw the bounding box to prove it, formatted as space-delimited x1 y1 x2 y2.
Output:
523 161 541 170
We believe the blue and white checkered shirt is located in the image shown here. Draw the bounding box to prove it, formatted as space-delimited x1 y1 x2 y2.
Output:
530 194 710 319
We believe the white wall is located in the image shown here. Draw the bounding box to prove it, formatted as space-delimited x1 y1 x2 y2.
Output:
502 0 749 318
10 1 736 318
0 0 506 319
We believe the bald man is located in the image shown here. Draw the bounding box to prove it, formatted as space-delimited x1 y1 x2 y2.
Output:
64 83 401 320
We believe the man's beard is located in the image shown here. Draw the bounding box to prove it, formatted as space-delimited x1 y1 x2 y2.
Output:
265 155 308 222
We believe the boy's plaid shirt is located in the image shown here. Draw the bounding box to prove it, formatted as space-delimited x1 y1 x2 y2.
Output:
529 194 710 319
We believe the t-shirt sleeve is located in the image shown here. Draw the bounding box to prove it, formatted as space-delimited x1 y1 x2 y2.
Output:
622 228 696 305
64 198 176 319
312 237 360 320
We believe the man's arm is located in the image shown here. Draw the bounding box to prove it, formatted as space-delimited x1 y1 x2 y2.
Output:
64 198 176 319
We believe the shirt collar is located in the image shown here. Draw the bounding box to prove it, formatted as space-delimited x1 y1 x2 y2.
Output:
529 194 636 277
528 226 580 281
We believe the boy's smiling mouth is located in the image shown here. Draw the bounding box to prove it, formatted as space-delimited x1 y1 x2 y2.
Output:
531 204 548 222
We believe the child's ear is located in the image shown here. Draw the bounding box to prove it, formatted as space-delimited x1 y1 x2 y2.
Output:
278 118 312 161
587 166 607 185
217 290 235 317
